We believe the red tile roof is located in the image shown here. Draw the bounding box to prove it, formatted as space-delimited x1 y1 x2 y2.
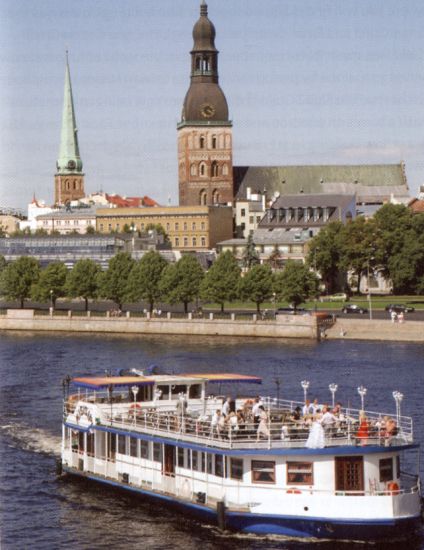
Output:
409 198 424 213
105 194 160 208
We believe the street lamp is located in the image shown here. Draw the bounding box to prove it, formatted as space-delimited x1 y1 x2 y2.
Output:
367 260 373 320
329 383 338 408
272 292 276 317
301 380 310 403
392 391 404 427
131 385 139 425
357 385 367 411
50 289 54 312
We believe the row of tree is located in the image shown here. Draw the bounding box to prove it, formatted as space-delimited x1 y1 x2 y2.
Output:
0 251 319 312
306 204 424 295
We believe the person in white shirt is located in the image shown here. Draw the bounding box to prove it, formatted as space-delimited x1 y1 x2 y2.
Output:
222 396 231 417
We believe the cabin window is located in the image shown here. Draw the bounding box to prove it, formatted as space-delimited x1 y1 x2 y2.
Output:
178 447 185 468
396 456 400 478
207 453 214 474
86 433 95 456
215 455 224 478
130 437 138 458
252 460 276 484
192 450 199 471
287 461 313 485
78 431 85 453
140 440 149 459
379 458 393 482
201 452 206 472
230 458 243 480
171 384 187 400
118 435 126 455
189 384 201 399
153 443 162 463
157 385 169 400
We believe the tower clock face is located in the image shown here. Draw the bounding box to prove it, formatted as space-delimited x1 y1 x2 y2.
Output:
200 103 215 119
67 160 76 170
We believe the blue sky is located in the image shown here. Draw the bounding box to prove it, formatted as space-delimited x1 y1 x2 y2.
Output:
1 0 423 210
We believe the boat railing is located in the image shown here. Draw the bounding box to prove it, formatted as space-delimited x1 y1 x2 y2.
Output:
95 405 413 450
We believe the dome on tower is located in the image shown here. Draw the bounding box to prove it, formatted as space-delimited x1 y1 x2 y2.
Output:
192 3 217 52
182 82 229 122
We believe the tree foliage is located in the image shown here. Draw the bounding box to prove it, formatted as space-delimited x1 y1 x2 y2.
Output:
274 261 319 309
66 259 101 310
160 255 204 313
98 252 135 309
239 263 273 312
200 251 241 311
242 234 260 269
31 261 68 307
306 221 343 294
0 256 40 308
125 251 168 313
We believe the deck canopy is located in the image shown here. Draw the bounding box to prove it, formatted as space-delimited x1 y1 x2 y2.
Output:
71 376 155 390
182 373 262 384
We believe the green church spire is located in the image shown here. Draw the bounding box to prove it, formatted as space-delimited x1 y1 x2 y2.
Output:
56 52 83 174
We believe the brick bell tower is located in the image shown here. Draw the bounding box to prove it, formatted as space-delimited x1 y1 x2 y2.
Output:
54 52 85 206
177 1 233 206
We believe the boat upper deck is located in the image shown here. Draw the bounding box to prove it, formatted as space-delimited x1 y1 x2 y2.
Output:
63 373 414 452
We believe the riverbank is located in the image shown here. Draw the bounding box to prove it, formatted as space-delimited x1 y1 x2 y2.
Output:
324 318 424 343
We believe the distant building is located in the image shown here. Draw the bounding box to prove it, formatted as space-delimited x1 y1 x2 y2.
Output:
78 192 159 209
96 205 233 250
259 193 356 230
54 54 85 206
234 163 409 206
408 198 424 214
235 188 266 238
0 214 21 235
36 207 96 234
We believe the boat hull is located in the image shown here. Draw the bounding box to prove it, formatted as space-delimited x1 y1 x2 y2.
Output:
62 466 422 542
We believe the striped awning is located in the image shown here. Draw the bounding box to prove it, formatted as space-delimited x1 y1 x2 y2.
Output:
71 376 155 390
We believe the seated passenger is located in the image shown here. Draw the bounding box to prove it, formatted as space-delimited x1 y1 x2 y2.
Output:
356 411 370 444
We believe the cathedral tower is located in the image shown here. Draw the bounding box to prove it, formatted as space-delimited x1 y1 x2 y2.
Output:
54 53 85 205
177 1 233 206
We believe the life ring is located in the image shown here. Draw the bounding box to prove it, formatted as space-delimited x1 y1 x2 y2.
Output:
387 482 400 495
129 403 142 417
286 488 301 494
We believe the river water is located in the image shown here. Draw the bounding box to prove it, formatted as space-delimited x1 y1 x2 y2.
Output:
0 332 423 549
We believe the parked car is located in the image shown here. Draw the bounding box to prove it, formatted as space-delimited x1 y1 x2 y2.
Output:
324 293 347 302
384 304 415 313
342 304 368 314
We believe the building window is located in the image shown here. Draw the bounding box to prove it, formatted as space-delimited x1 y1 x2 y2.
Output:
252 460 276 484
201 222 205 230
175 237 180 247
166 223 170 231
65 220 70 225
43 221 48 226
140 440 149 459
241 209 246 217
153 443 162 463
192 237 197 247
200 190 207 205
192 222 196 230
116 224 120 231
201 237 206 247
200 163 206 176
183 222 187 230
212 135 217 149
108 224 112 231
211 161 218 177
249 216 254 224
212 189 220 204
100 224 104 232
130 437 138 458
199 136 205 149
230 458 243 480
175 222 179 231
118 435 126 455
379 458 394 482
190 163 197 176
183 237 188 247
287 462 313 485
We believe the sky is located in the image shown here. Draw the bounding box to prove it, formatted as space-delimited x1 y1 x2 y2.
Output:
1 0 423 211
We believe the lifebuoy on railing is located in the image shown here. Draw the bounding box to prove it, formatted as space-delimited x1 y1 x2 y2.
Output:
129 403 141 417
286 488 301 494
387 482 400 495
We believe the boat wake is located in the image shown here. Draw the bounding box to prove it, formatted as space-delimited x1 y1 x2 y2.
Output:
0 422 61 457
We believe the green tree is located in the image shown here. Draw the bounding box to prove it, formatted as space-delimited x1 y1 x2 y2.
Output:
66 259 101 311
98 252 135 309
200 251 241 312
0 256 40 308
31 261 68 307
160 255 204 313
145 223 170 242
274 261 319 309
34 228 48 236
85 225 96 234
0 255 7 274
306 221 344 294
239 263 273 313
125 251 167 313
242 234 259 269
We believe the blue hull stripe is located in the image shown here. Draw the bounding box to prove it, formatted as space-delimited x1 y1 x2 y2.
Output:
63 467 422 540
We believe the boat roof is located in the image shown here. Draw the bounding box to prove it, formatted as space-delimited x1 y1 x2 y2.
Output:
71 373 262 390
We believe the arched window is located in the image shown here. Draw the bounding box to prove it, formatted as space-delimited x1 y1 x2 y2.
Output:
183 237 188 247
199 162 207 176
212 135 217 149
200 189 207 205
211 161 218 177
73 180 77 190
192 237 197 247
190 163 197 176
199 135 205 149
201 237 206 247
212 189 220 204
195 57 201 71
175 237 180 247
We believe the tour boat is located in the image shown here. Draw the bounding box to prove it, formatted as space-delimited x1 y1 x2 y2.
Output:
60 371 422 541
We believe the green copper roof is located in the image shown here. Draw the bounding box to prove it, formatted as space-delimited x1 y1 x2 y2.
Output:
57 53 83 174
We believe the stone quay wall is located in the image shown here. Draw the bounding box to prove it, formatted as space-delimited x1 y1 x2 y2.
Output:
0 310 320 340
323 318 424 343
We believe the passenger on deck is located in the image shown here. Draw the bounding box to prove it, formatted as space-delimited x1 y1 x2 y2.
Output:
356 411 370 445
256 406 270 440
227 411 239 437
321 406 337 434
332 402 342 416
311 398 320 414
222 396 231 417
252 396 263 428
236 409 245 433
302 399 314 417
210 409 223 438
